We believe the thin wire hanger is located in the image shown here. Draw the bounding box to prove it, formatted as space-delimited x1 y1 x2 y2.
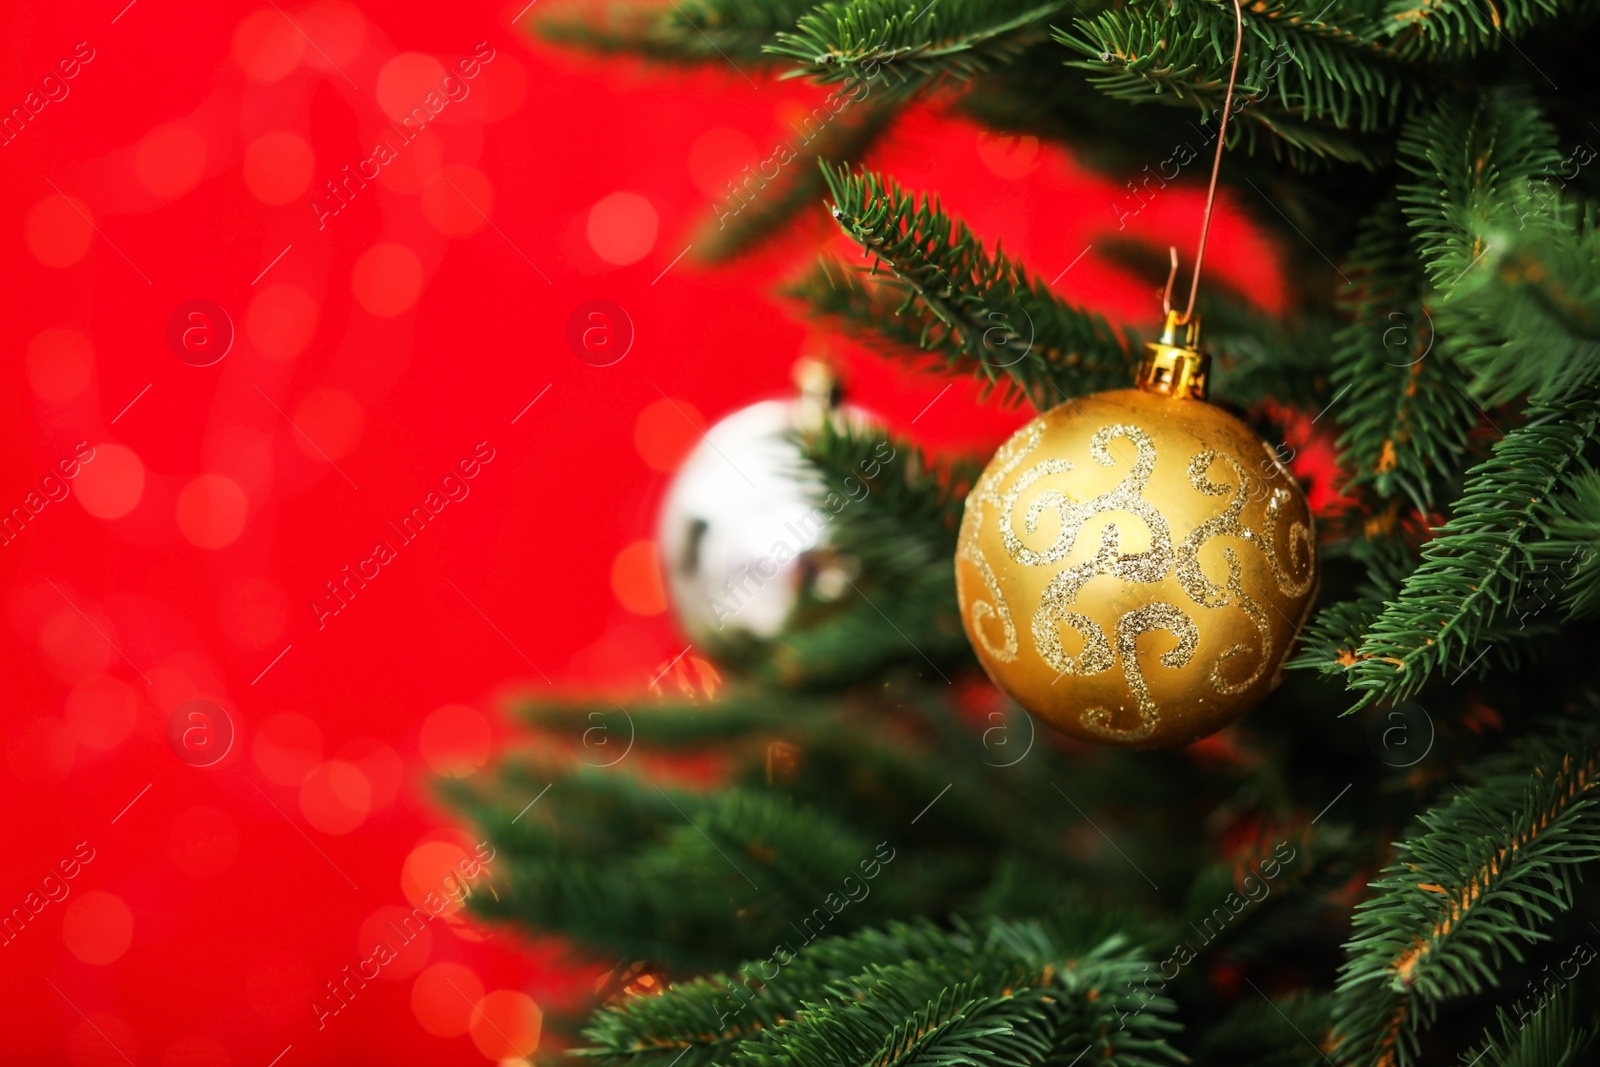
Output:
1162 0 1246 326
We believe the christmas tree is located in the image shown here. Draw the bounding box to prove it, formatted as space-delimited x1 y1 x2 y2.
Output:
446 1 1600 1063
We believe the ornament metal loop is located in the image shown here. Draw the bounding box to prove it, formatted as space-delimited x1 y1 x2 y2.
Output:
1137 310 1211 401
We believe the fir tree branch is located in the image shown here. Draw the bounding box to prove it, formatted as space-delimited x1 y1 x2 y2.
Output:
450 683 1172 985
1340 396 1600 708
1290 525 1415 677
1455 985 1596 1067
578 922 976 1066
953 45 1184 171
1330 716 1600 1067
1378 0 1573 60
737 971 1057 1067
1324 97 1600 700
448 768 908 974
1293 589 1388 677
580 920 1183 1067
768 0 1066 92
1438 207 1600 408
1058 0 1426 166
1330 200 1478 511
794 165 1134 410
1532 470 1600 621
1395 87 1560 296
534 0 813 66
1485 235 1600 342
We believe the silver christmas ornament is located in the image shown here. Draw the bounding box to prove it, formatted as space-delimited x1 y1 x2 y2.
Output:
657 360 863 658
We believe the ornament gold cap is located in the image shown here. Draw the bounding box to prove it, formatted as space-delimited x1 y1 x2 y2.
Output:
1136 310 1210 400
792 356 843 432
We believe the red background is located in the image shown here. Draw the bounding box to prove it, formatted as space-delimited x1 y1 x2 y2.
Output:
0 2 1284 1062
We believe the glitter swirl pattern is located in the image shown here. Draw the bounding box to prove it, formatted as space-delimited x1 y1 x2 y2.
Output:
1261 486 1316 598
956 424 1041 662
1172 450 1272 696
1080 602 1199 743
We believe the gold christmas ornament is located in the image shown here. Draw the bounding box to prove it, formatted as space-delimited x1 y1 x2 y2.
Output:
955 313 1318 748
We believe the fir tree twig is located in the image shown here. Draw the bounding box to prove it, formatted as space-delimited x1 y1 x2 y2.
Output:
1058 0 1426 167
1339 397 1600 708
769 0 1067 93
1378 0 1575 60
798 164 1134 409
534 0 815 66
1329 200 1478 511
1331 717 1600 1067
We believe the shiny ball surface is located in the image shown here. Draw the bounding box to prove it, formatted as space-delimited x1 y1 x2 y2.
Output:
657 399 859 658
955 388 1318 748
